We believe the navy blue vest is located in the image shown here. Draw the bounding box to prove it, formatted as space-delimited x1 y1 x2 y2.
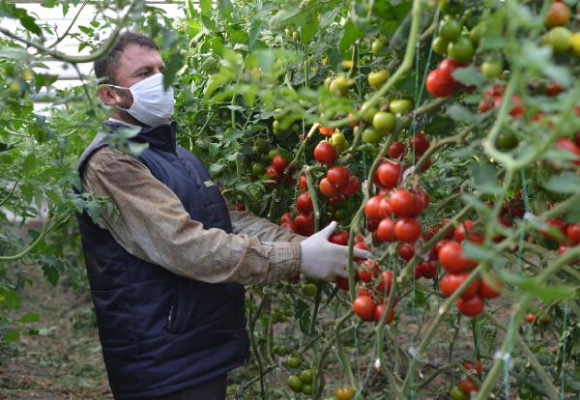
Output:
75 122 249 399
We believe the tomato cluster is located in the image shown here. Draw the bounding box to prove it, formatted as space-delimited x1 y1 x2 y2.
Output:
265 154 296 187
426 58 467 98
436 222 503 318
450 360 483 400
286 355 316 396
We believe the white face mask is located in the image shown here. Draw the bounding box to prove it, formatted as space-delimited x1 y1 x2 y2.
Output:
109 73 175 127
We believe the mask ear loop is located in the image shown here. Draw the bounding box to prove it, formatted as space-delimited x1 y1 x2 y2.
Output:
105 85 135 111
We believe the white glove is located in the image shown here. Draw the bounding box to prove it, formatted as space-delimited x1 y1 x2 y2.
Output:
299 221 372 281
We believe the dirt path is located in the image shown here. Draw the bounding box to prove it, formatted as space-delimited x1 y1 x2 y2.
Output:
0 267 112 400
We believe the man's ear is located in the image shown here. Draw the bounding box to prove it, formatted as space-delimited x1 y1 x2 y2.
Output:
97 85 123 106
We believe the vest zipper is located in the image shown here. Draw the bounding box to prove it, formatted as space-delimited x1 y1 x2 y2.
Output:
167 302 177 332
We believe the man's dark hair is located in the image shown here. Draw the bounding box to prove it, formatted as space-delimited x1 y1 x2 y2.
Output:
94 31 159 84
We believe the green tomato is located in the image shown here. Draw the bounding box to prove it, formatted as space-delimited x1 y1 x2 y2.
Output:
389 99 413 114
361 102 378 121
301 283 318 298
572 32 580 57
286 355 303 369
469 22 485 45
330 76 351 96
273 108 285 121
450 386 470 400
481 59 503 79
362 127 384 144
301 384 313 395
497 131 519 151
440 18 462 41
300 369 315 384
288 375 303 393
448 36 475 63
432 36 449 56
544 27 572 54
372 111 396 133
371 37 386 55
367 69 388 90
268 149 280 159
440 0 463 15
251 163 264 177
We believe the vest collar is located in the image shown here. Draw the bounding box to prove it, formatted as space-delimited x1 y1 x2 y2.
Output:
104 120 178 154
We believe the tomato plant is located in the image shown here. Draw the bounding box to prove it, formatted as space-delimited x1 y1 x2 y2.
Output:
2 0 580 399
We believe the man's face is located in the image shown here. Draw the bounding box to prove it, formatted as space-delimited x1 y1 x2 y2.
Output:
97 44 166 110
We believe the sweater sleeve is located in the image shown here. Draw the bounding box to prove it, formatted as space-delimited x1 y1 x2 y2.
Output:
81 147 301 285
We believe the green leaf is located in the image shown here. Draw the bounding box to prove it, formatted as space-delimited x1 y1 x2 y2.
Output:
546 172 580 194
217 0 233 21
78 25 93 35
0 46 32 62
163 53 184 89
19 312 40 323
71 198 85 214
463 241 490 262
340 20 364 53
4 329 20 344
17 13 42 36
0 288 21 309
200 15 217 32
300 12 319 44
501 271 578 304
41 0 58 7
295 299 311 335
200 0 212 15
445 104 485 125
452 67 485 87
469 160 501 194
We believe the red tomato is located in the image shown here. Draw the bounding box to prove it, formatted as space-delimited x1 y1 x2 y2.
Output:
235 202 246 211
556 138 580 166
358 260 379 283
438 58 466 87
373 304 395 324
327 166 350 189
319 126 336 136
567 224 580 244
463 360 483 375
420 261 438 279
509 95 524 117
342 175 360 196
525 313 536 323
329 230 349 246
479 275 503 299
364 196 383 221
379 197 393 218
335 277 350 291
438 241 474 273
399 243 415 261
454 220 484 244
389 189 418 218
294 213 314 236
280 212 293 224
456 296 485 317
272 154 290 173
394 218 422 243
296 192 313 214
376 218 396 243
319 177 338 197
546 82 565 96
388 141 406 158
409 133 431 156
415 187 430 209
478 99 492 113
352 295 376 321
377 270 394 294
426 68 456 97
376 161 402 189
281 221 297 232
458 378 480 394
298 174 307 190
435 239 451 255
540 218 568 240
358 287 373 297
265 165 282 186
314 141 337 165
439 272 479 299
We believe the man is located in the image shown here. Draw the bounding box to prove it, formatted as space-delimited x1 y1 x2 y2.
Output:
76 31 369 400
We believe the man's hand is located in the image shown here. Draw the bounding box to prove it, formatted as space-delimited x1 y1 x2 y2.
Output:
299 221 372 281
